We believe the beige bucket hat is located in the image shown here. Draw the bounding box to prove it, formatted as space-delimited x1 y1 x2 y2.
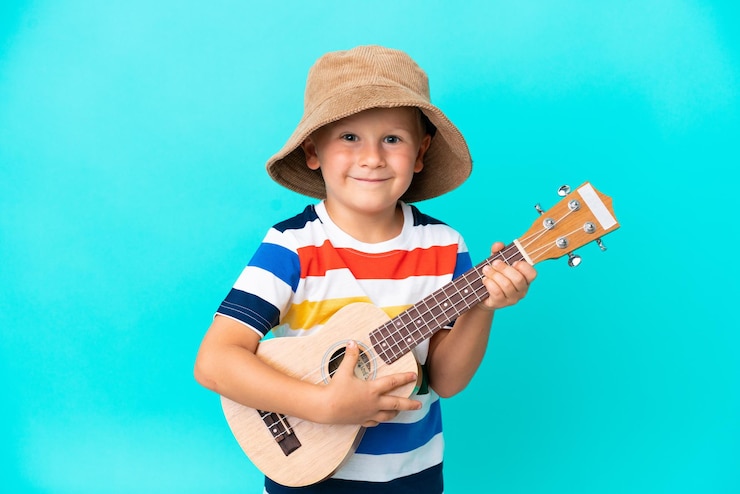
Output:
266 45 472 202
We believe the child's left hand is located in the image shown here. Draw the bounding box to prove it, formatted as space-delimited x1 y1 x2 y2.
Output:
478 242 537 310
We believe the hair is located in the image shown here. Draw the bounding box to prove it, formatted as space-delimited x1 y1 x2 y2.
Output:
418 109 438 138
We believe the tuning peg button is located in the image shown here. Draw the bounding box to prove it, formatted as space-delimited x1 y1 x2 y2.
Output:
596 238 607 251
558 185 571 197
567 253 582 267
534 203 545 215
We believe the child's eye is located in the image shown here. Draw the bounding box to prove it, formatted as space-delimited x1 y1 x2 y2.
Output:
341 133 358 142
384 136 400 144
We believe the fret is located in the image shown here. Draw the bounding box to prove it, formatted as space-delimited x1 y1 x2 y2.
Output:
395 311 415 336
415 297 432 325
400 306 423 347
406 305 425 333
387 324 407 359
370 323 394 362
443 283 466 308
423 294 448 328
498 245 524 266
386 314 411 360
451 275 479 311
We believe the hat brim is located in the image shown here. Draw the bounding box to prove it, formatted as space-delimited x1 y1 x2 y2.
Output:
266 85 472 202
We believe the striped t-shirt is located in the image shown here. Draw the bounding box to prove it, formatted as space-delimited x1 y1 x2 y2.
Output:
218 201 472 493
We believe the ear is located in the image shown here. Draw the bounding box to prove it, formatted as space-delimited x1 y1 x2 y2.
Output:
414 134 432 173
301 138 321 170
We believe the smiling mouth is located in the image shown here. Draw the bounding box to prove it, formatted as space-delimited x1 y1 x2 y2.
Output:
353 177 388 183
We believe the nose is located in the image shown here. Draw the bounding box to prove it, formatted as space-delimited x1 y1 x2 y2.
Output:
359 141 385 168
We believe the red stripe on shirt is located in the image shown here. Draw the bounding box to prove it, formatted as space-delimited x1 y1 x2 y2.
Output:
298 240 458 280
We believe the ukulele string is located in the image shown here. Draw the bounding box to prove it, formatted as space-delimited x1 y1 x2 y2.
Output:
517 208 573 250
515 208 578 263
520 223 583 264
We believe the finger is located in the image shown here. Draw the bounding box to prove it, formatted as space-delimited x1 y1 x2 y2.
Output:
482 275 515 304
373 372 418 394
376 396 422 415
338 340 360 378
483 261 518 295
490 241 505 254
493 260 532 291
481 269 529 309
514 261 538 285
501 263 536 293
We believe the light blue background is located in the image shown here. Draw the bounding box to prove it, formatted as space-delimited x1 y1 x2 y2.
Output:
2 1 738 492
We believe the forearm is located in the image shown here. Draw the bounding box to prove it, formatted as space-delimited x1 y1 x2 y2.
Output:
427 305 494 398
195 341 330 423
194 316 335 423
426 249 537 397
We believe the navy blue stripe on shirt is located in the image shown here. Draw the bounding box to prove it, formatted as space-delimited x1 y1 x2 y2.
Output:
355 398 442 455
409 204 446 227
217 289 280 335
273 205 320 232
264 462 443 494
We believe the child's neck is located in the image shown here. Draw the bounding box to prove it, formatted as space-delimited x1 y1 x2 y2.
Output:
324 200 404 244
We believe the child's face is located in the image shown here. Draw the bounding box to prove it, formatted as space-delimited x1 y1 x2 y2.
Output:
302 107 431 217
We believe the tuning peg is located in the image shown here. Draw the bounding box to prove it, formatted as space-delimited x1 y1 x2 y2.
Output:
534 203 545 215
567 252 582 267
557 185 571 197
596 238 607 251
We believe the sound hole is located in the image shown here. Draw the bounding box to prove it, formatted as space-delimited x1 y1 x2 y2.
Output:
327 345 373 380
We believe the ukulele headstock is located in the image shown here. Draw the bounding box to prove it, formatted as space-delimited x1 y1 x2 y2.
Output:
516 182 620 266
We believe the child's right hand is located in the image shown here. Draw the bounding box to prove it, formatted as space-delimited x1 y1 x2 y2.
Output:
317 340 422 427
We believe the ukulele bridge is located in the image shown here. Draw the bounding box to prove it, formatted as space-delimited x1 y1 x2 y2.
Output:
257 410 302 456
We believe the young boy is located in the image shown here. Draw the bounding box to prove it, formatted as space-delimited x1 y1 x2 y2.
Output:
194 45 537 493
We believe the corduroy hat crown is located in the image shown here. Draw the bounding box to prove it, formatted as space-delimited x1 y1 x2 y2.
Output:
266 45 472 202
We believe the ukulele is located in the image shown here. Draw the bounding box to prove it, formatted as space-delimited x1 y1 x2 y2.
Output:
221 182 619 487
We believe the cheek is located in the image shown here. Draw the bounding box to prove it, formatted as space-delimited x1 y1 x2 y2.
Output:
400 149 423 173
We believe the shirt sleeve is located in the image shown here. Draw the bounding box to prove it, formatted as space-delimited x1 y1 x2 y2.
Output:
215 229 300 337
